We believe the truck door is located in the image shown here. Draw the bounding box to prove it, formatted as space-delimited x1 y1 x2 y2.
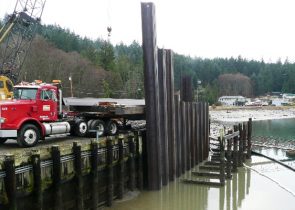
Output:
37 89 58 122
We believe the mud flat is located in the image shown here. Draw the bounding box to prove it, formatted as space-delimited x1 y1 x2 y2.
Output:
210 106 295 123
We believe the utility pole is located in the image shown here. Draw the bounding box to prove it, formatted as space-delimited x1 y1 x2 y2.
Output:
69 74 73 97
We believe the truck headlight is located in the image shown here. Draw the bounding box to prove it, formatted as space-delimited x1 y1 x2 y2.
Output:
0 117 6 123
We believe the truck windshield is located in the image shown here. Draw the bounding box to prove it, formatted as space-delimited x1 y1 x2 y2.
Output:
13 88 37 100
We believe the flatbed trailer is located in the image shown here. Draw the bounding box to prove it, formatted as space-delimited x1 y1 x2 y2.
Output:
63 97 145 121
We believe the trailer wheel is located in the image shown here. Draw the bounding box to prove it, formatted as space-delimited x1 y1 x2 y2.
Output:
87 119 94 129
74 119 88 137
0 138 7 144
91 120 105 137
17 124 40 147
106 120 118 136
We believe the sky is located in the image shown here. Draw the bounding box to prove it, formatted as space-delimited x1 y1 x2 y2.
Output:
1 0 295 62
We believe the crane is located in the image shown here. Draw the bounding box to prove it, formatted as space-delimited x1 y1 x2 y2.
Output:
0 0 46 99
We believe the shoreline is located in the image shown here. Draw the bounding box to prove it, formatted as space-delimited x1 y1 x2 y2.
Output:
209 106 295 138
210 106 295 123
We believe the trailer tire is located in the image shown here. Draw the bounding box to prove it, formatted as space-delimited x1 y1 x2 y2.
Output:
106 120 118 136
0 138 7 144
91 120 105 137
17 124 40 147
87 119 94 129
73 119 88 137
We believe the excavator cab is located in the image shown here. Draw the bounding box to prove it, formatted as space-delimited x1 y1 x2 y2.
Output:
0 76 13 100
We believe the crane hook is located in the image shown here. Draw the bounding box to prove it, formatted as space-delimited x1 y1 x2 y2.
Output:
107 26 112 37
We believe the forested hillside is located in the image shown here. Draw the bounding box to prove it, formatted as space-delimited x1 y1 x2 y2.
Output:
2 21 295 104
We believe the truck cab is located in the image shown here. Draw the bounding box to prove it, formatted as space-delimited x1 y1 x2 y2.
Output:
0 81 85 147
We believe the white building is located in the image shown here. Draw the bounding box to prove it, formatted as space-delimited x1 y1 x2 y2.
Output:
218 96 247 106
282 93 295 101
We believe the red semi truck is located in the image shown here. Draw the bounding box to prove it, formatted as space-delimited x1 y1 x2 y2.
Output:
0 80 145 147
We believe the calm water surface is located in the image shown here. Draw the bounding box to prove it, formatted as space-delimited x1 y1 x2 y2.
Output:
109 157 295 210
109 119 295 210
252 118 295 140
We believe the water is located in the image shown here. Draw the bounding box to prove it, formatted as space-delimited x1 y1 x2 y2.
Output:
106 118 295 210
252 118 295 160
252 118 295 140
109 158 295 210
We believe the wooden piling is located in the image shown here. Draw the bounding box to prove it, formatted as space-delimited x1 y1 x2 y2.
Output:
242 122 247 163
238 124 243 167
118 135 125 199
232 173 238 210
53 185 62 210
90 141 99 210
219 137 225 185
91 171 99 210
135 131 144 190
226 131 232 179
247 118 252 159
4 154 16 205
232 125 238 172
73 142 84 210
31 149 43 209
106 137 113 206
91 140 98 175
73 142 82 177
128 134 136 191
31 150 41 195
51 145 61 188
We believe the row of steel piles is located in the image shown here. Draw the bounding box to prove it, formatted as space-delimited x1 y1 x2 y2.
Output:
141 2 209 190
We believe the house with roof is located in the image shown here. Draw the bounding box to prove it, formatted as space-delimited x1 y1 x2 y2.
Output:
218 96 247 106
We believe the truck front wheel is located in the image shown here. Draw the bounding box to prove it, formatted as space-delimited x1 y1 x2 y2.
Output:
17 124 40 147
0 138 7 144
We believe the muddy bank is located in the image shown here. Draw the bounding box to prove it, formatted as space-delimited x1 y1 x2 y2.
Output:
210 106 295 123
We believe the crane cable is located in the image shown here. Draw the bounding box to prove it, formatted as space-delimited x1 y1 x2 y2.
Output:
243 162 295 198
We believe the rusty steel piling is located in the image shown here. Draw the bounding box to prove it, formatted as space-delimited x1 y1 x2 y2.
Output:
141 2 162 190
158 48 169 185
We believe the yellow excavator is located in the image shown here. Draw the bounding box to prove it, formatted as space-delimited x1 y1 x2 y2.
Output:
0 76 13 99
0 0 46 100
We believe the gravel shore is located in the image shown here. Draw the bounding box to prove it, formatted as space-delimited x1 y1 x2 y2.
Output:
209 106 295 138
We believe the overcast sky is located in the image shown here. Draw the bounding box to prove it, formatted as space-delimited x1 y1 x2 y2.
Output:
1 0 295 62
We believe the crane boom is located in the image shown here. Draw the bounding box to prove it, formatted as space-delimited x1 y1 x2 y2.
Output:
0 0 46 83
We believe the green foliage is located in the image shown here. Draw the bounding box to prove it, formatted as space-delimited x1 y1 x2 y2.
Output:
31 23 295 101
102 79 112 98
98 41 115 71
